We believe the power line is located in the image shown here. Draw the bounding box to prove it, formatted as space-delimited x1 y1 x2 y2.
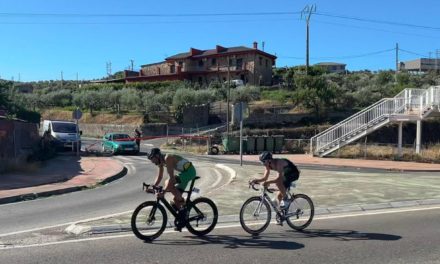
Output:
279 48 395 60
0 11 301 18
398 48 429 58
0 10 438 32
0 18 294 25
313 19 439 39
315 12 440 31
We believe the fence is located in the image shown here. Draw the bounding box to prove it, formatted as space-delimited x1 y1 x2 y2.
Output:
0 117 40 172
284 139 310 154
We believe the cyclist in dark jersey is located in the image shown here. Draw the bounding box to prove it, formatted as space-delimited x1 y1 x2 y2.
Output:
251 152 300 208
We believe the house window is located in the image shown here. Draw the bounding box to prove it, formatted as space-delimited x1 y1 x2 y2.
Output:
265 59 268 67
259 57 263 66
170 65 175 73
211 58 217 65
178 61 183 67
198 60 204 67
229 58 234 66
236 58 243 69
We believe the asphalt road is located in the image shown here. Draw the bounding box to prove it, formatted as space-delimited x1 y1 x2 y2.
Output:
1 206 439 264
0 139 229 235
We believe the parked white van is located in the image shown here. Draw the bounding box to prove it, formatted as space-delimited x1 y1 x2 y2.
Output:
41 120 82 150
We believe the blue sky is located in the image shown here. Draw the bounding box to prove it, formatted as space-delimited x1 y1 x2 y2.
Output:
0 0 439 81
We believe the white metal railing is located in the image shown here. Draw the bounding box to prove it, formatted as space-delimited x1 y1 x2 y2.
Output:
311 87 440 156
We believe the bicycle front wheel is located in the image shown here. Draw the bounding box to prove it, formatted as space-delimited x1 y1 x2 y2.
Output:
131 201 167 241
186 197 218 236
286 193 314 231
239 196 271 235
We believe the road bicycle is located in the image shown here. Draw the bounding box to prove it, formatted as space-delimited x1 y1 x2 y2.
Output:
239 181 314 235
131 176 218 241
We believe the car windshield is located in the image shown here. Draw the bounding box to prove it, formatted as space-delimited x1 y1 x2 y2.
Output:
52 123 78 133
113 134 130 141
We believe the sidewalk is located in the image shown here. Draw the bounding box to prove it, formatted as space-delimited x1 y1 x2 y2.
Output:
0 155 126 204
224 154 440 172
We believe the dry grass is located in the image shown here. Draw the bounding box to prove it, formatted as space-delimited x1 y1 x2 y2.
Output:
41 110 144 125
161 138 210 155
335 143 440 163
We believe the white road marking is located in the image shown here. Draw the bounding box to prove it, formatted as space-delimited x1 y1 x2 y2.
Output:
1 205 440 250
211 169 223 188
0 211 133 238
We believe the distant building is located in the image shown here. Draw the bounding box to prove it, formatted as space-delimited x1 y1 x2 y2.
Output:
98 42 277 86
315 62 347 73
399 58 440 73
14 83 34 93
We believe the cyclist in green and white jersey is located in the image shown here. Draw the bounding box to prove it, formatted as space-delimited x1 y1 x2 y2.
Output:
148 148 196 210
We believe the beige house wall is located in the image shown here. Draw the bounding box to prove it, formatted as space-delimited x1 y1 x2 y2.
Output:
141 62 174 76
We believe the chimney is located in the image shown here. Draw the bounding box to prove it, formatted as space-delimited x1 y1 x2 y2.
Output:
253 41 258 49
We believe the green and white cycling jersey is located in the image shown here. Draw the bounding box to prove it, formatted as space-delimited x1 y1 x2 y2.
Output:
174 155 192 172
169 154 196 191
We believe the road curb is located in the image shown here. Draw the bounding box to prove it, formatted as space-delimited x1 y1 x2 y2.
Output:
0 166 128 205
64 198 440 236
196 155 440 173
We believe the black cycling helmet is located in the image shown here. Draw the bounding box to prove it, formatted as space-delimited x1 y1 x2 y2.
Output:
148 148 162 160
259 151 273 162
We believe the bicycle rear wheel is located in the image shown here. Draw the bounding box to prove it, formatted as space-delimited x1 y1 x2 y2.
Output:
239 196 271 235
131 201 167 241
286 193 314 231
186 197 218 236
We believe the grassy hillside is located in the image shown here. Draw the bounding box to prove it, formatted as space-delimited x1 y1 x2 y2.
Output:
41 109 144 125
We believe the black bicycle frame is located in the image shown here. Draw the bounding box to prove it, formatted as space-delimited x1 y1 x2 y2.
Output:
149 177 203 222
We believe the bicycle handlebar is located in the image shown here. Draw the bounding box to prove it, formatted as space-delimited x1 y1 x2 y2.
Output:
248 181 275 193
143 182 163 193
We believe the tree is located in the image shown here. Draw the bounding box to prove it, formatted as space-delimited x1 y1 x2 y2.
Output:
0 81 12 108
120 88 142 111
293 74 336 119
230 86 260 103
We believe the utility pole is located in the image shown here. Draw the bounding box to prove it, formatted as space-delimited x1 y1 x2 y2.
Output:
301 4 316 75
226 56 231 135
106 61 112 79
436 49 440 73
61 71 63 88
76 72 79 88
395 43 399 72
130 59 134 71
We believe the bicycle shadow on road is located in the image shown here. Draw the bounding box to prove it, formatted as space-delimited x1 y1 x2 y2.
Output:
149 233 304 251
288 229 402 242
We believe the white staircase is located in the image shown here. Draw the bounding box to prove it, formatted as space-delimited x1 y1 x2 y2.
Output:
310 86 440 157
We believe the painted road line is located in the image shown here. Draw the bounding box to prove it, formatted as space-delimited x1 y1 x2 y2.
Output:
2 205 440 250
211 169 223 188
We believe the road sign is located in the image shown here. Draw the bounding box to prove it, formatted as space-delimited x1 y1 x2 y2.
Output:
72 109 82 120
